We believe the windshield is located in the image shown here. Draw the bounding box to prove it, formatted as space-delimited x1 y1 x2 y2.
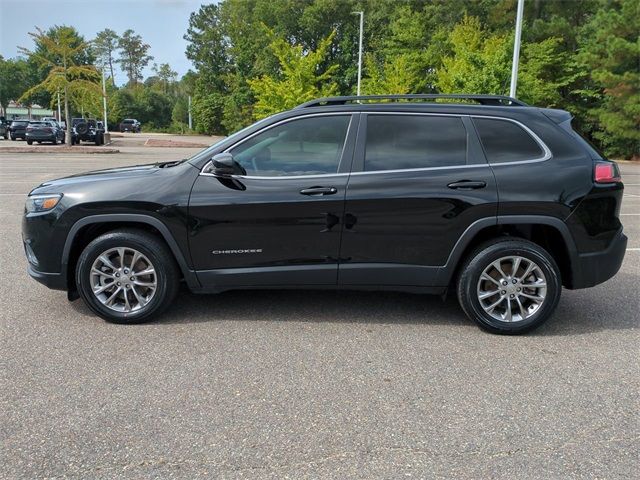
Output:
12 121 28 126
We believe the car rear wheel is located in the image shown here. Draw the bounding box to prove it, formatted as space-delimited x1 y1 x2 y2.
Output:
26 140 33 145
76 229 180 324
456 239 561 334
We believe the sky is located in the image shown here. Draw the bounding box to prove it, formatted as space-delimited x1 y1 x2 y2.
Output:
0 0 209 85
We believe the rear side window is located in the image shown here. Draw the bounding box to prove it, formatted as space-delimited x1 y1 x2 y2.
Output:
365 115 467 171
473 117 544 163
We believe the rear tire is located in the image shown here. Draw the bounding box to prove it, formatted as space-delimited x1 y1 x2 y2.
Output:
456 238 561 334
26 140 33 145
76 229 180 324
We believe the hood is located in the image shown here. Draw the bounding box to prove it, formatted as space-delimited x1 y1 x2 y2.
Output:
30 160 185 194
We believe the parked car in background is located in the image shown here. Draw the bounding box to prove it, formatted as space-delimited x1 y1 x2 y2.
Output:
21 94 627 333
25 120 65 145
9 120 29 140
119 118 141 133
71 118 105 145
0 119 9 139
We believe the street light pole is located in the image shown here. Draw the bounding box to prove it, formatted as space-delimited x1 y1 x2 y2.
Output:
352 11 364 96
188 95 192 130
509 0 525 98
101 68 108 131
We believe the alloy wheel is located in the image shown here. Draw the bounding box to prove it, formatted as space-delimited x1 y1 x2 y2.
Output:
476 255 547 323
90 247 157 313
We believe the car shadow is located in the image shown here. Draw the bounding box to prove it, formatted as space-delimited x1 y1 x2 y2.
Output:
68 269 638 336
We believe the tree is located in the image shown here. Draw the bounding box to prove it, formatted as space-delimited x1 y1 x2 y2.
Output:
153 63 178 94
435 16 511 96
93 28 119 85
0 56 30 116
18 26 101 144
117 29 153 86
361 53 419 95
577 0 639 158
248 30 339 119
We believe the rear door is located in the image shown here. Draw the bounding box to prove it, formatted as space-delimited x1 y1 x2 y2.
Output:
188 113 358 288
338 112 498 287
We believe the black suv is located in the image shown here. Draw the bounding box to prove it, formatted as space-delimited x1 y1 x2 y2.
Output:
22 95 627 334
71 118 105 145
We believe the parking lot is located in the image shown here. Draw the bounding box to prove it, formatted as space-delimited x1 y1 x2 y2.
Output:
1 134 638 479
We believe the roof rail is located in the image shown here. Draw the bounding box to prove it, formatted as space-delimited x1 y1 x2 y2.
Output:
296 94 528 108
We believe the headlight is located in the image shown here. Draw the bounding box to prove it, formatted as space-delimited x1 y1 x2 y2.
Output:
25 194 62 213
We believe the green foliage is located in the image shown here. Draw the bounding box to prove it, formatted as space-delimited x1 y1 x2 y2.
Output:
192 91 226 134
117 29 154 86
436 16 511 95
93 28 119 84
248 30 338 119
576 0 639 158
18 26 101 142
361 53 419 95
0 57 30 114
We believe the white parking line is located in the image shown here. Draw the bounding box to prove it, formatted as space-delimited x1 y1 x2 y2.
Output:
627 248 640 251
621 213 640 216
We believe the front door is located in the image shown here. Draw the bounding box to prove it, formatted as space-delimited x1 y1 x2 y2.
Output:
189 113 357 288
338 113 498 287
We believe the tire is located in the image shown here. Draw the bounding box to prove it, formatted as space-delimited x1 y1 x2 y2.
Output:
51 137 57 145
26 140 33 145
75 229 180 324
94 135 100 146
456 238 561 335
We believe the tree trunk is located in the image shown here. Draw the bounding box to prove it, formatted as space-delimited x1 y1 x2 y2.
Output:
64 85 72 145
109 57 115 86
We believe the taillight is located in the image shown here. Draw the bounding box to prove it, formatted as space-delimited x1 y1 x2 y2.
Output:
594 162 621 184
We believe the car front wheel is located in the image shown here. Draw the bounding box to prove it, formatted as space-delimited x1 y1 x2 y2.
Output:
456 239 561 334
76 229 180 324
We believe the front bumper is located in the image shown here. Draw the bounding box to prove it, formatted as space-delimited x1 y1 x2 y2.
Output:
27 264 67 291
570 229 627 289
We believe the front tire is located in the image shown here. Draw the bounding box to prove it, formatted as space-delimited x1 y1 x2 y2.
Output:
456 239 561 334
76 229 180 324
26 140 33 145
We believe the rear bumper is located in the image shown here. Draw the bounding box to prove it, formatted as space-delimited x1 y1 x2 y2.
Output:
570 230 627 289
26 133 55 141
27 264 67 291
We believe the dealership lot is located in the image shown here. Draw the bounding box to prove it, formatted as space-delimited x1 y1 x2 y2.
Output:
1 136 638 479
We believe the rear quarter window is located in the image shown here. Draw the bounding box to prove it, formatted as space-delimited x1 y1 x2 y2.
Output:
473 117 545 163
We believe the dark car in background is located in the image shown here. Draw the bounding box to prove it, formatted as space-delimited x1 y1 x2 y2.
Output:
0 119 9 139
9 120 30 140
119 118 141 133
25 121 65 145
71 118 105 145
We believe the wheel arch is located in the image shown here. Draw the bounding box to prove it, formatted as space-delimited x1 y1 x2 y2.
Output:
438 215 580 288
63 214 199 296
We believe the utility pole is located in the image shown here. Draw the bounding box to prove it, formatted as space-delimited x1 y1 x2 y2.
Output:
509 0 525 98
188 95 192 130
101 68 108 131
352 11 364 96
57 92 62 122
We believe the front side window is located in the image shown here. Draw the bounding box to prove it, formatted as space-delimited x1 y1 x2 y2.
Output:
230 115 351 177
473 117 545 163
364 115 467 171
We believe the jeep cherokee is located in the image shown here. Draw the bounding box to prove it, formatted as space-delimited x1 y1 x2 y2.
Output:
22 94 627 334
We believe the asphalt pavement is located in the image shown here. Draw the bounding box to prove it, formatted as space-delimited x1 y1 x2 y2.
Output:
1 134 638 479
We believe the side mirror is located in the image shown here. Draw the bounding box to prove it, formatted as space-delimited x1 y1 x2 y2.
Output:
210 153 246 176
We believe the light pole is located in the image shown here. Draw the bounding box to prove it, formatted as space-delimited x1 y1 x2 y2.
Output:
509 0 525 98
352 11 364 96
101 68 108 131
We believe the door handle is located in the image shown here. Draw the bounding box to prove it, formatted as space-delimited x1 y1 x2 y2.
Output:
447 180 487 190
299 186 337 196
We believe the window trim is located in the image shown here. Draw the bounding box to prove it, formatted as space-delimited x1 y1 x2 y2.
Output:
200 112 354 179
471 115 552 165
